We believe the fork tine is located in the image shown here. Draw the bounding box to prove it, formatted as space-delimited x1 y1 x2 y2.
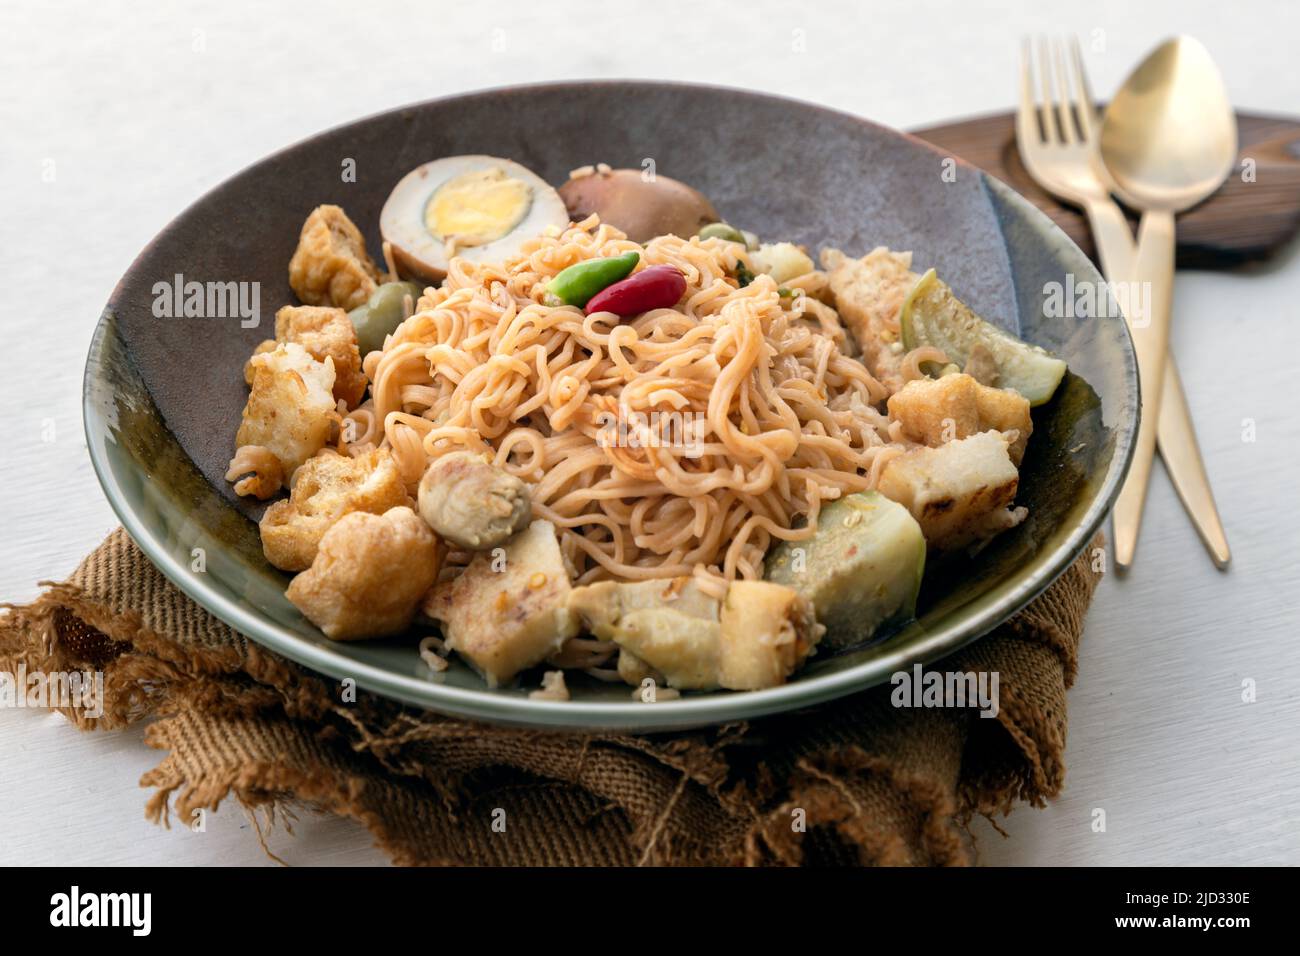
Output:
1036 36 1063 143
1051 38 1077 143
1017 38 1042 147
1067 35 1099 141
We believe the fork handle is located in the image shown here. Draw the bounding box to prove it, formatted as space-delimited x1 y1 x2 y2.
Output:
1081 197 1136 279
1081 199 1230 569
1112 209 1176 569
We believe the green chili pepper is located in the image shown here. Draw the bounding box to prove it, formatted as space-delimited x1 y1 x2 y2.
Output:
545 251 639 307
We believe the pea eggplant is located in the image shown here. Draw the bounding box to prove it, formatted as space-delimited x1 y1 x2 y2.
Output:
349 281 424 355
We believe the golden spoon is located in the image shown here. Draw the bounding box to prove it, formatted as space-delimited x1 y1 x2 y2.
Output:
1099 36 1236 570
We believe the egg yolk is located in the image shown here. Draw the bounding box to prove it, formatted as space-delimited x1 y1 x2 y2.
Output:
425 167 533 246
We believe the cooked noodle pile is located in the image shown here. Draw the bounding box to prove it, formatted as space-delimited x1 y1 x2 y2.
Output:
340 216 909 588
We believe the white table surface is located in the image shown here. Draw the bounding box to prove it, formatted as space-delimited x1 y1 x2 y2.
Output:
2 0 1297 866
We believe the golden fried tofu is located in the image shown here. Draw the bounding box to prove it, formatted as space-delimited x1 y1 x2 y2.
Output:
417 451 532 551
617 648 663 687
887 373 1033 464
422 520 578 687
286 506 441 641
274 305 367 408
821 246 920 393
235 342 337 478
568 577 821 692
259 448 409 571
717 582 822 691
288 205 381 311
877 430 1026 552
568 578 722 689
243 339 277 385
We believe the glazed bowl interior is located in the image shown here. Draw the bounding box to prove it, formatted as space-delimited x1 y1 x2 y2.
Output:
84 81 1136 731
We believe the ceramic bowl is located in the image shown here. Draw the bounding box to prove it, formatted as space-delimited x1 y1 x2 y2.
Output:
84 81 1137 730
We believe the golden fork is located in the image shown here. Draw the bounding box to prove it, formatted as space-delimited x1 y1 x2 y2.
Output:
1016 36 1230 568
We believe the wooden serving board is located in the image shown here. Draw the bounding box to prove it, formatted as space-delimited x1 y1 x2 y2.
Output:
911 110 1300 267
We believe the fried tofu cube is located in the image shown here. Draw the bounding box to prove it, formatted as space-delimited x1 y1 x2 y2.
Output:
567 577 822 692
821 246 920 393
288 205 381 311
617 649 663 687
243 339 277 385
877 430 1026 552
259 448 409 571
568 578 722 689
236 342 337 477
887 373 1033 464
274 305 367 408
286 506 441 641
717 582 822 691
422 520 578 687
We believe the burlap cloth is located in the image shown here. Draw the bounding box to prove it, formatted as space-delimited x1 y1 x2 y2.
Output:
0 528 1103 865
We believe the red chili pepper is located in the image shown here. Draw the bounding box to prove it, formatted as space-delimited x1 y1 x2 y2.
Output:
584 265 686 317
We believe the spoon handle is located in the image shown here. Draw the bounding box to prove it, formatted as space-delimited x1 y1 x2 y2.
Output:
1158 361 1232 567
1082 198 1231 569
1113 208 1176 569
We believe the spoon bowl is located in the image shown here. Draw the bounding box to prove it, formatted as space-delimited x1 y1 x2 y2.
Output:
1101 36 1237 211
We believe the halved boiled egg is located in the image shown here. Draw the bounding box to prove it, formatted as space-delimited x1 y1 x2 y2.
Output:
380 156 569 281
